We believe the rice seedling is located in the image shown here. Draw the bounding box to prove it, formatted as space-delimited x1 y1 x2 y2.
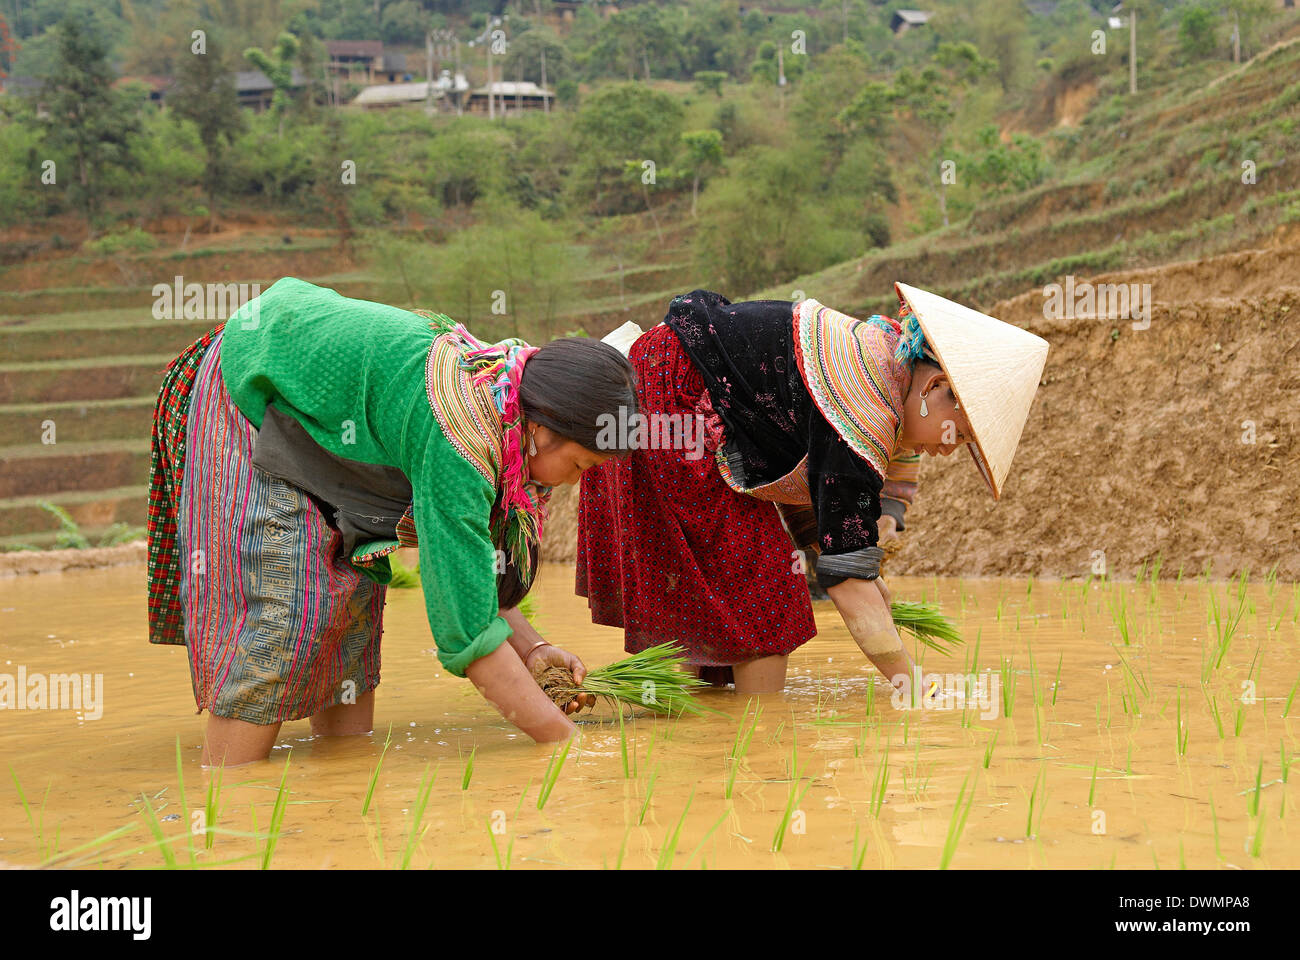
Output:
398 762 437 870
486 816 514 870
460 745 477 791
724 698 762 800
1026 764 1047 838
1088 760 1098 807
11 767 59 861
1283 669 1299 718
639 766 657 825
656 791 693 870
260 753 293 870
1206 574 1249 672
203 761 224 851
983 731 998 770
1051 652 1064 707
868 738 890 816
1110 644 1150 704
1205 690 1225 739
1234 703 1246 737
939 771 976 869
999 656 1017 718
850 822 869 869
535 643 715 716
684 809 731 868
1175 685 1189 758
613 827 630 870
617 707 633 779
536 738 574 810
1106 588 1133 646
1249 758 1263 817
513 778 532 821
137 790 177 869
171 738 196 864
890 601 963 655
773 733 811 853
1250 805 1266 858
361 723 393 816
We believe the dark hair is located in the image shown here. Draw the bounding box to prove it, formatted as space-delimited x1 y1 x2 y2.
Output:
519 337 639 454
497 540 536 611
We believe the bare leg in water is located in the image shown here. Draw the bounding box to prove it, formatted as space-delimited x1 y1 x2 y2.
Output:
202 690 376 767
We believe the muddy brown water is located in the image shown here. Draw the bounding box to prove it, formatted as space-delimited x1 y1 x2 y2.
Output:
1 563 1297 869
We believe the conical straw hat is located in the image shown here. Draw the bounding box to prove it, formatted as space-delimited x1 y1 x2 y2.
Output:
894 282 1049 500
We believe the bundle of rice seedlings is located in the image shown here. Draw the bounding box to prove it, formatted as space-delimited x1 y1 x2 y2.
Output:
533 642 715 717
891 600 963 656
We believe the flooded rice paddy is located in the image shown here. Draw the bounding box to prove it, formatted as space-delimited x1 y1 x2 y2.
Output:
1 562 1297 869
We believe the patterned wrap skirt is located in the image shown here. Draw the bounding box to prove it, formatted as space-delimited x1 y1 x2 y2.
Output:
575 323 816 669
177 333 386 725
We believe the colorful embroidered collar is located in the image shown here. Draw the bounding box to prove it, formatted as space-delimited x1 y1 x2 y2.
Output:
418 311 551 588
791 299 912 482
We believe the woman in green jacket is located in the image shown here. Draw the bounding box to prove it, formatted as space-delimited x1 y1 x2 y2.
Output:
147 277 637 766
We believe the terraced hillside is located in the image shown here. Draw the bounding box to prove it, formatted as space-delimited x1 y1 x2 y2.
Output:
3 31 1298 555
755 36 1300 315
0 216 696 548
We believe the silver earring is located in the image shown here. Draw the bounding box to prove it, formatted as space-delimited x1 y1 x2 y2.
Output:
919 390 929 418
528 432 537 456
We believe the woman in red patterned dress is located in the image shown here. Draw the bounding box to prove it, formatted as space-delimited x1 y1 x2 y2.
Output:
577 284 1048 694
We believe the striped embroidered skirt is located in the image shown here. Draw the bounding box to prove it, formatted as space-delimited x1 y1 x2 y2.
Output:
575 323 816 672
177 333 386 725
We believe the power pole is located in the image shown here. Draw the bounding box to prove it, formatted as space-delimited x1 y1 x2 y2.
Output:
425 28 434 115
1129 8 1136 95
777 44 786 112
540 44 548 113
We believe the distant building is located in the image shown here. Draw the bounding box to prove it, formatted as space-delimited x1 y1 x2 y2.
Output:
380 53 411 83
326 40 384 84
352 71 469 111
113 75 173 103
890 9 934 34
0 74 40 97
235 68 307 111
465 80 554 115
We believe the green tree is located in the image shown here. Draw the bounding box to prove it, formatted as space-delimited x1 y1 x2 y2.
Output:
504 27 571 89
572 83 684 212
1178 5 1218 60
244 31 299 137
693 69 727 96
170 34 244 231
892 42 995 227
680 129 724 217
38 18 141 234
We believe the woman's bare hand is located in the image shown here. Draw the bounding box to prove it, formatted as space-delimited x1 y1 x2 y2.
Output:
526 644 597 715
